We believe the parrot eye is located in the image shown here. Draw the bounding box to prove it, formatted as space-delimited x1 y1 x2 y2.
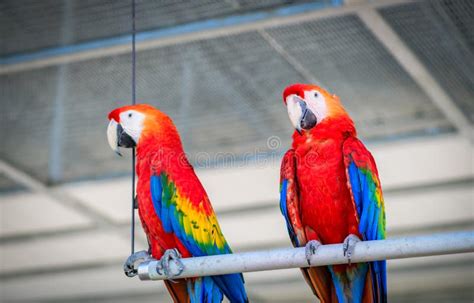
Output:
314 92 319 98
128 113 133 118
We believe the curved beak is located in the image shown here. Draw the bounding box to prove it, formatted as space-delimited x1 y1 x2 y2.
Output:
107 119 137 156
286 95 317 135
107 119 122 156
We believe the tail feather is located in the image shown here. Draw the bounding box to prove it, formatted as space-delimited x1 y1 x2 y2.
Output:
302 266 334 303
327 261 386 303
329 263 369 303
187 277 223 303
362 270 374 303
368 261 387 303
163 268 247 303
186 274 248 303
211 273 248 303
164 280 189 303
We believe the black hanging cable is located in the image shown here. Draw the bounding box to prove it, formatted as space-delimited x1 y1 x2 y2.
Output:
130 0 137 255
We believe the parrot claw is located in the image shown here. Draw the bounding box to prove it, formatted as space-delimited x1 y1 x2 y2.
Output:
157 248 184 280
305 240 322 266
343 234 361 265
123 250 151 278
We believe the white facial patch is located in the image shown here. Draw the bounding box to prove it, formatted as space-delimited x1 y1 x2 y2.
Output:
119 110 146 144
286 94 304 130
304 90 327 124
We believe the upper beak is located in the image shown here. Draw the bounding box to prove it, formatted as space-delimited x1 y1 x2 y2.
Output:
107 119 122 156
286 95 318 135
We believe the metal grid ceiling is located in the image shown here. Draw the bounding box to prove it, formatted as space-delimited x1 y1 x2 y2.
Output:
380 0 474 123
1 1 466 185
0 0 319 57
0 66 57 183
265 14 454 139
41 31 307 183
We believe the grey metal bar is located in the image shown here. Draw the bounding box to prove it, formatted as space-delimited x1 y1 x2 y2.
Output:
138 231 474 280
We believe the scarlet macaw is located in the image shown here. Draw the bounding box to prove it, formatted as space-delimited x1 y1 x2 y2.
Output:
279 84 387 303
107 104 248 303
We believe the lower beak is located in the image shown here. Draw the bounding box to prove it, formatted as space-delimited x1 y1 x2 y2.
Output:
107 119 122 156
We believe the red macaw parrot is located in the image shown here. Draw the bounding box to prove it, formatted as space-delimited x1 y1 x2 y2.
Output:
107 104 248 303
279 84 387 303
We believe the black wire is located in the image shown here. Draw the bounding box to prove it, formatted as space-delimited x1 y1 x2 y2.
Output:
131 0 136 256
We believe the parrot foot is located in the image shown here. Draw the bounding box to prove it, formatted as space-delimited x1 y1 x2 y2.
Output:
123 250 151 278
305 240 322 266
157 248 184 280
343 234 361 265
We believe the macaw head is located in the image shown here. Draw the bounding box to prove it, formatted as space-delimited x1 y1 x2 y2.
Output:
283 83 349 135
107 104 179 155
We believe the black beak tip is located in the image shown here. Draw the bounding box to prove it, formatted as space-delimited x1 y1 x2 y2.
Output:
299 108 318 131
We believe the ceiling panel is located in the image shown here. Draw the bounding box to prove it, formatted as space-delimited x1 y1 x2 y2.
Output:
63 179 132 223
385 183 474 233
265 14 455 139
0 231 129 274
371 136 473 189
0 266 163 302
0 173 24 193
0 66 57 184
380 0 474 123
2 1 470 186
56 30 303 182
219 207 288 251
0 0 320 57
0 191 92 237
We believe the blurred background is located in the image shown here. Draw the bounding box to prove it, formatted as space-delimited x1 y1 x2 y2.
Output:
0 0 473 302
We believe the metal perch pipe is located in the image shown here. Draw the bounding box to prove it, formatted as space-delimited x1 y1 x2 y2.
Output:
138 231 474 281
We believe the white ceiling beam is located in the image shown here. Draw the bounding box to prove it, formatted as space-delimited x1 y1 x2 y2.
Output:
0 159 146 250
0 192 92 238
357 8 473 140
0 159 124 230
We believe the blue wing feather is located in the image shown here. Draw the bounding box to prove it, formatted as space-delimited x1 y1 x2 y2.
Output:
280 179 300 247
344 137 387 303
150 175 162 217
150 173 248 303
